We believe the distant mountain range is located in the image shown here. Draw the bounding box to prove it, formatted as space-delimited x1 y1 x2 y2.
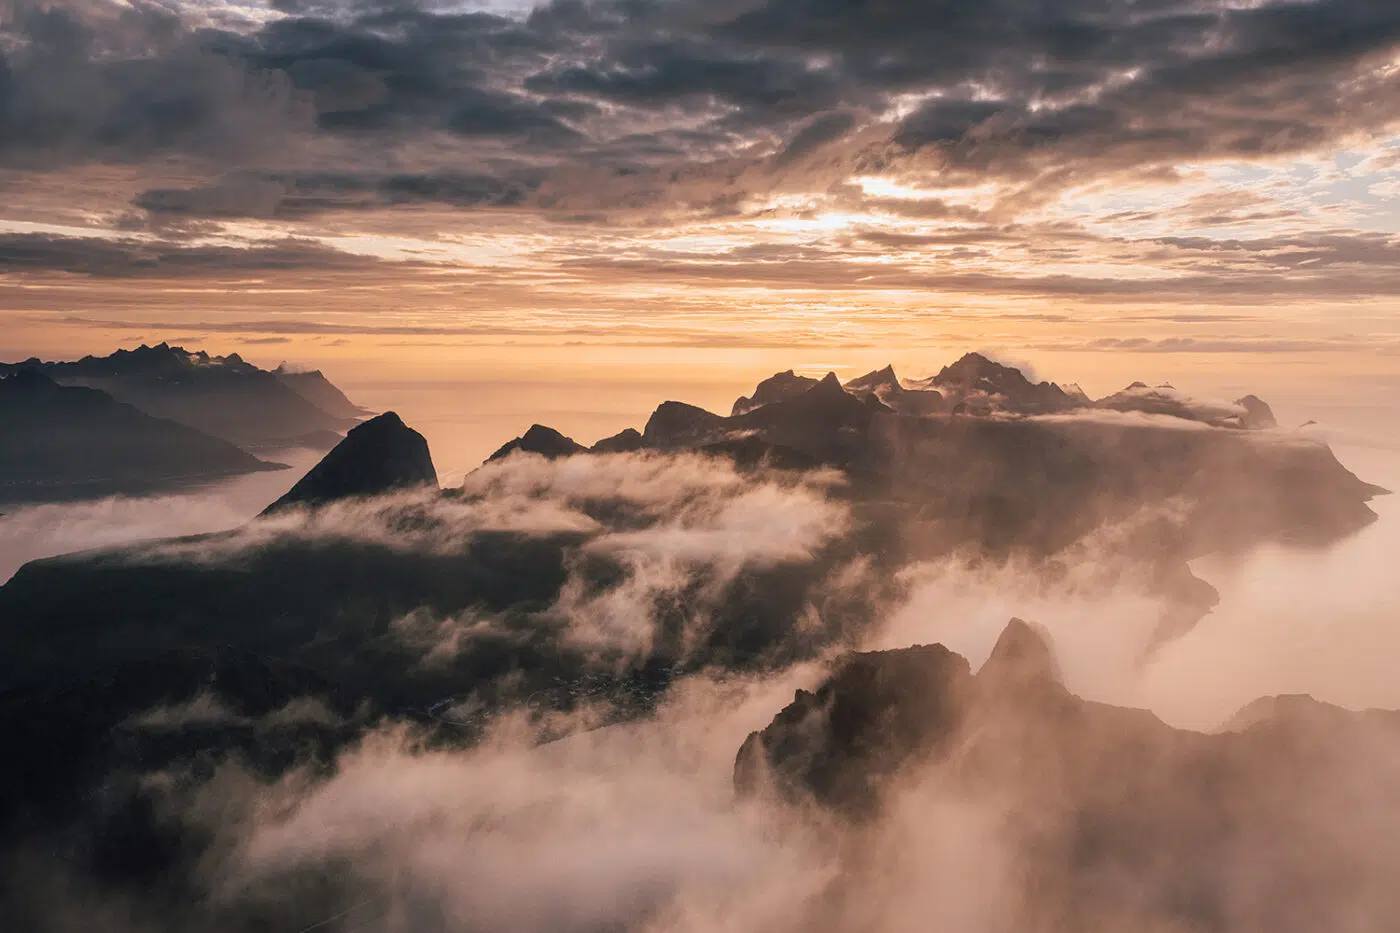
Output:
0 356 1391 929
0 369 288 503
0 343 369 448
0 344 370 502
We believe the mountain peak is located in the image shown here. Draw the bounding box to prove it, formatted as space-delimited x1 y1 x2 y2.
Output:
979 618 1063 688
934 351 1021 385
731 370 820 416
1235 394 1277 429
262 411 436 514
645 401 726 447
486 424 587 462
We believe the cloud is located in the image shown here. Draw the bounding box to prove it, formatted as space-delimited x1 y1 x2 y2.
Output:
7 415 1400 933
0 232 428 277
0 491 248 582
5 0 1399 229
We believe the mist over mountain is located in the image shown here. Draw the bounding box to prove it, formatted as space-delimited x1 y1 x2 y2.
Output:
0 344 368 450
0 369 287 503
0 352 1394 933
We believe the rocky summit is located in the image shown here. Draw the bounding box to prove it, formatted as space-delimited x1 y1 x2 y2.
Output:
263 411 437 513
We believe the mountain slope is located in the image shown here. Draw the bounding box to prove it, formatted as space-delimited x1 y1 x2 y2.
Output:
0 370 286 503
1 344 363 448
737 622 1400 930
274 365 371 420
263 412 437 513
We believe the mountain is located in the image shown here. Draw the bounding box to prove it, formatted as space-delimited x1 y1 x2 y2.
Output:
591 427 645 453
0 367 1389 930
1096 382 1280 428
1236 394 1278 429
735 621 1400 929
729 372 889 463
0 369 286 503
731 370 820 416
263 411 437 513
1 343 365 448
273 364 371 420
464 356 1381 564
922 351 1081 414
643 400 728 448
841 364 944 413
487 424 588 462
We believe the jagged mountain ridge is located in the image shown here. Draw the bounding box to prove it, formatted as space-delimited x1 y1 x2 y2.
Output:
485 354 1384 559
0 343 368 449
0 389 1392 930
735 621 1400 930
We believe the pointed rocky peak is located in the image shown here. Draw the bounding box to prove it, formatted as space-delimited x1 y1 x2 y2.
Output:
1235 394 1277 430
486 424 587 462
731 370 820 416
845 364 899 393
979 618 1063 689
814 371 844 393
1060 382 1091 404
262 411 436 514
932 352 1016 386
644 401 726 448
932 353 1077 414
591 427 644 454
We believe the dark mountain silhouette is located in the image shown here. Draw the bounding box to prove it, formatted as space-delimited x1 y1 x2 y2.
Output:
487 424 588 462
480 356 1381 561
924 351 1080 414
736 622 1400 930
591 427 644 453
643 400 728 448
263 411 437 513
0 369 286 503
697 436 821 471
273 364 371 420
728 372 888 462
843 364 899 397
1 344 364 448
1094 383 1282 430
731 370 820 416
841 365 947 414
0 357 1390 930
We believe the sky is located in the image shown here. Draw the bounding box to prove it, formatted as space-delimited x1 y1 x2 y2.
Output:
2 0 1400 398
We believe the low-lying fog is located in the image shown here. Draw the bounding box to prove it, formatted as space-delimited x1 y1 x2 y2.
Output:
5 364 1396 731
5 359 1400 933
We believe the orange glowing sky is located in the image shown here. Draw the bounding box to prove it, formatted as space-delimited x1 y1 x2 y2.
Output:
2 0 1400 393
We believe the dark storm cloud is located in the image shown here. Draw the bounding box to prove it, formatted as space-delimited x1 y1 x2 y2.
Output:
0 233 420 277
133 169 538 220
3 0 1400 223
